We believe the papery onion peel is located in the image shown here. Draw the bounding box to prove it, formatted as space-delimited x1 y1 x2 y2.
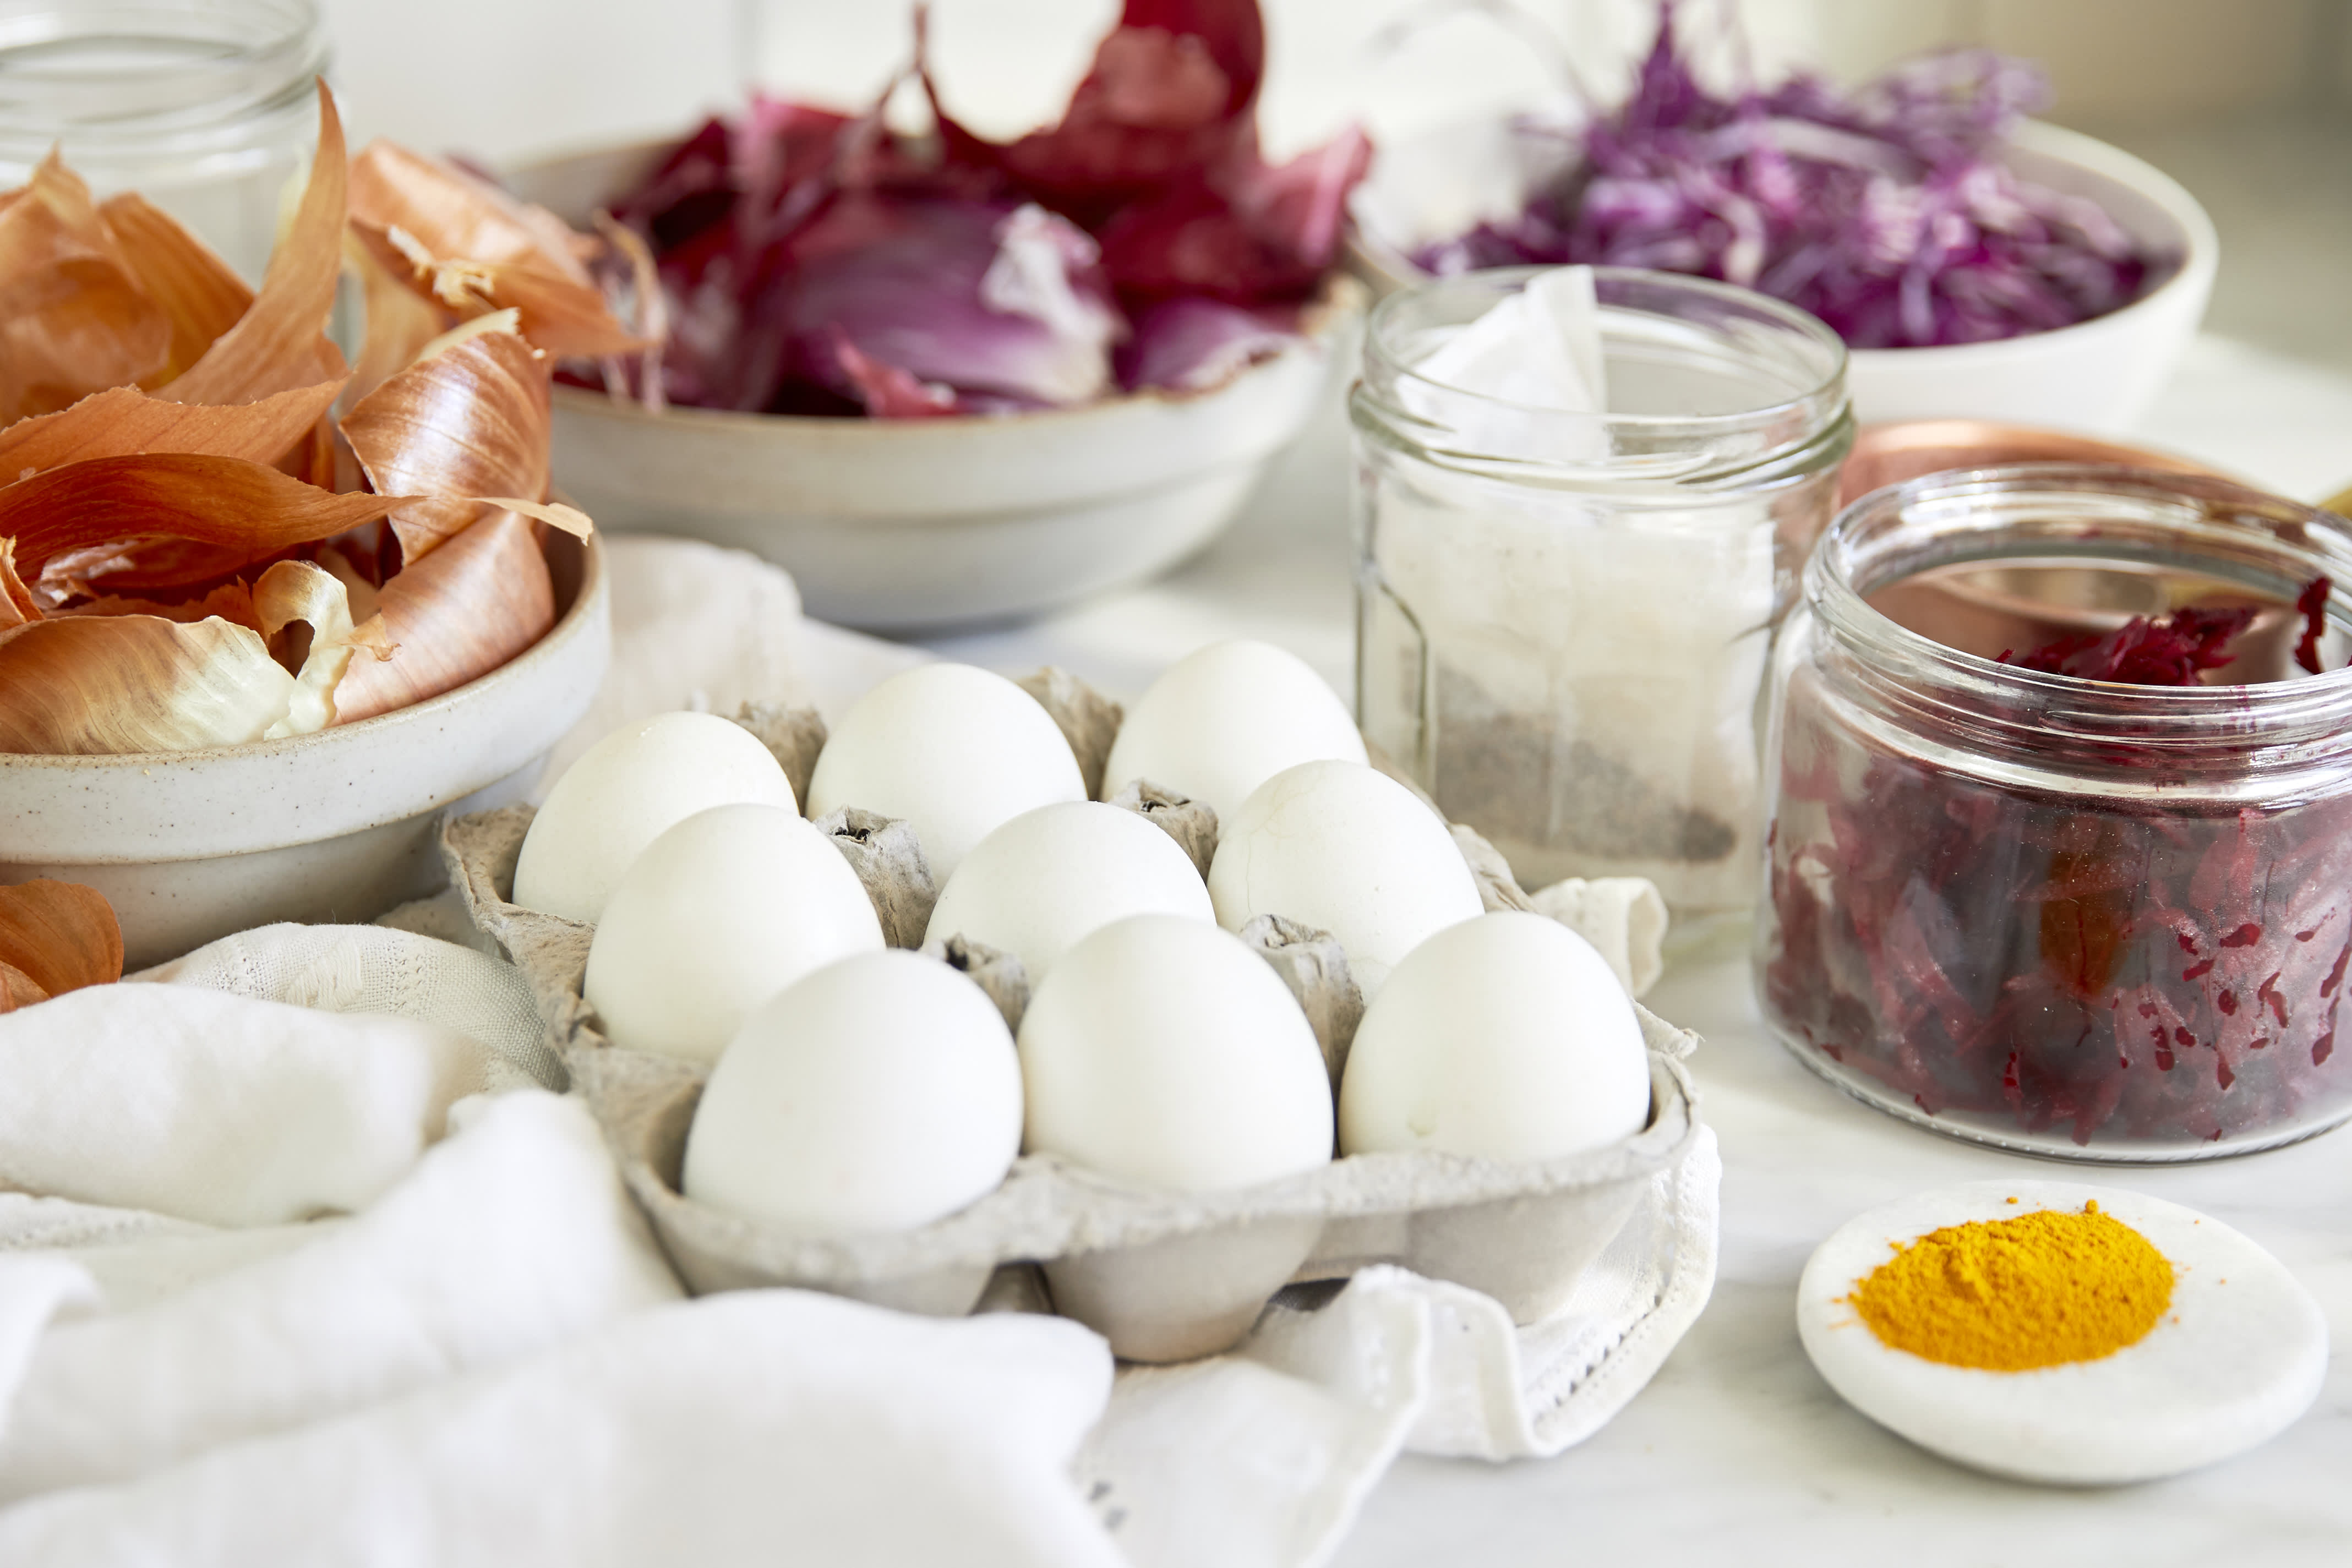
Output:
340 318 551 563
329 509 553 724
0 152 173 423
0 452 411 586
0 879 122 1011
0 379 346 478
0 559 373 753
160 78 350 406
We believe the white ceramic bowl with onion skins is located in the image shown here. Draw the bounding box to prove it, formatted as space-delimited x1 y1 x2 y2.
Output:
1347 117 2215 436
0 529 609 969
506 140 1358 633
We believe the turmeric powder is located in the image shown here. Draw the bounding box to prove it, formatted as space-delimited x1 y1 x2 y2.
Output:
1848 1200 2175 1372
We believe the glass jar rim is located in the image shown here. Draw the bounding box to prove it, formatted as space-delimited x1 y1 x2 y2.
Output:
1361 264 1851 430
1811 463 2352 757
0 1 325 153
1355 264 1851 490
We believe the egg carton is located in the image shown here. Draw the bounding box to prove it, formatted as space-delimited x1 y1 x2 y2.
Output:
440 685 1705 1362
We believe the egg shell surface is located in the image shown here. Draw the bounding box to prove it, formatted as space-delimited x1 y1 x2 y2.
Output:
1018 913 1334 1192
514 711 796 922
683 950 1023 1235
1100 638 1369 824
804 663 1086 881
1797 1180 2328 1485
1338 911 1650 1161
583 803 885 1064
924 801 1214 982
1207 759 1484 994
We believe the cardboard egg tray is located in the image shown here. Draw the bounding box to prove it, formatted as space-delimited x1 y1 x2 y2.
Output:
443 685 1705 1363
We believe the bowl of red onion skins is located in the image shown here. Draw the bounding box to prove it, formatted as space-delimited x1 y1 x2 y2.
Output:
1346 18 2215 435
505 2 1370 633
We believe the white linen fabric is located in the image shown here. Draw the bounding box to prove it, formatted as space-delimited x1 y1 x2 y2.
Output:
137 922 559 1089
1527 876 1672 998
0 1091 680 1499
0 1291 1123 1568
0 985 484 1227
536 534 816 788
1079 1127 1722 1568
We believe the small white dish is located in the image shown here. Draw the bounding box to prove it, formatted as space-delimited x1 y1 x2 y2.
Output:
1349 116 2215 435
505 139 1358 633
1797 1180 2326 1485
0 530 609 968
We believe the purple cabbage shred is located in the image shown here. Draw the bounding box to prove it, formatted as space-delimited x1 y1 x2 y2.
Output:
1417 1 2178 349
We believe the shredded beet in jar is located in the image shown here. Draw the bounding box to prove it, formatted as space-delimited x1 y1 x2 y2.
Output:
1755 466 2352 1160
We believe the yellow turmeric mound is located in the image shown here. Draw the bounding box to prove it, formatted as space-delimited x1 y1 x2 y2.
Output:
1848 1200 2175 1372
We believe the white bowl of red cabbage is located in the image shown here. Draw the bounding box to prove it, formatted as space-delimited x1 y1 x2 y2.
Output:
1348 41 2215 435
504 1 1369 632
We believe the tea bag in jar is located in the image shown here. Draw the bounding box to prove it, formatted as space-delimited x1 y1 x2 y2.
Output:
1359 265 1838 915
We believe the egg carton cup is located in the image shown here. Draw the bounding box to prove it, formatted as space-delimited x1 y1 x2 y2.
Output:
442 733 1704 1363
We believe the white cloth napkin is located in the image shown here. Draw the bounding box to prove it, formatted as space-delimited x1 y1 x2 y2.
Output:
0 1290 1122 1568
136 922 560 1089
0 1090 680 1499
1527 876 1671 998
1080 1127 1722 1568
0 984 484 1227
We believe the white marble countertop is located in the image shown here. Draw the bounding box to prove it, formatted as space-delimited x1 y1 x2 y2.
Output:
906 327 2352 1562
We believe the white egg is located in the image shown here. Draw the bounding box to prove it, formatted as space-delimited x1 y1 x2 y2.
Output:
583 804 884 1063
1018 914 1333 1191
804 663 1085 881
1339 912 1650 1161
683 950 1023 1234
514 712 795 922
1100 638 1368 823
924 801 1213 981
1207 759 1483 993
1798 1181 2328 1485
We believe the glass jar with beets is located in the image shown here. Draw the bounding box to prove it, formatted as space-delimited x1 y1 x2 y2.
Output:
1756 465 2352 1161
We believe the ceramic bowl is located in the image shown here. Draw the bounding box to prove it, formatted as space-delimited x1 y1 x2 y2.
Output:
504 140 1357 633
1348 117 2216 435
0 530 609 968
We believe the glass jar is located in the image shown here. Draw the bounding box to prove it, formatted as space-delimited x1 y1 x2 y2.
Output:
0 1 328 281
1351 266 1851 920
1756 465 2352 1162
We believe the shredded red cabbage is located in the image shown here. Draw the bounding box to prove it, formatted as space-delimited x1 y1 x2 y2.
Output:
1417 1 2175 349
594 1 1367 417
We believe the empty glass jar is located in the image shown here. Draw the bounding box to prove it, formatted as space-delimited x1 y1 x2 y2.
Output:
0 1 327 280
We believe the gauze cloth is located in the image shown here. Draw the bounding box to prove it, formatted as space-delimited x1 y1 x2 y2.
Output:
0 1290 1122 1568
1078 1127 1721 1568
0 1091 680 1500
0 984 484 1227
135 922 558 1089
